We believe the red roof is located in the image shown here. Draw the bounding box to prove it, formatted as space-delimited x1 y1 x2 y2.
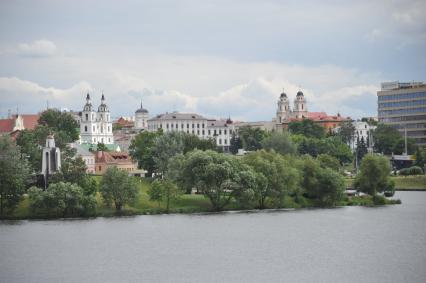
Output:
0 119 15 133
307 112 328 120
21 114 40 130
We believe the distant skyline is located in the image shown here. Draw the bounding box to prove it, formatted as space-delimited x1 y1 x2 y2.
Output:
1 0 425 121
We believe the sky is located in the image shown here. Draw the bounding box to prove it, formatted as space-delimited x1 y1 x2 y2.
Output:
0 0 425 121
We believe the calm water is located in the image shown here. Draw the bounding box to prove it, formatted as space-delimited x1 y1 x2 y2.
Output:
1 192 426 283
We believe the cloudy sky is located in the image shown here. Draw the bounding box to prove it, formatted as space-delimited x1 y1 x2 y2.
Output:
0 0 425 121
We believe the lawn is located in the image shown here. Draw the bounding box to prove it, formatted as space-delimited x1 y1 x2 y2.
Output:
344 175 426 190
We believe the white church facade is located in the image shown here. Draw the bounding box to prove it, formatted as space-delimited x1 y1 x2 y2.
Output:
80 93 114 145
276 90 308 124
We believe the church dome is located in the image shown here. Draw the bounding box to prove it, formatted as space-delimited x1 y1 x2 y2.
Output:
135 100 148 114
296 90 304 97
83 93 93 111
98 94 109 112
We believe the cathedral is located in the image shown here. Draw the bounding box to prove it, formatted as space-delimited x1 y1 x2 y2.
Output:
276 90 308 124
80 93 114 144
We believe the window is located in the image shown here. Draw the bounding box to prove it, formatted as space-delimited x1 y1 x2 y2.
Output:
208 130 211 135
99 166 101 171
84 126 87 132
108 126 110 132
167 123 169 129
197 123 200 128
214 130 217 135
92 114 94 120
219 139 222 145
202 124 205 128
192 124 194 128
197 130 200 135
219 130 222 135
202 130 205 135
93 126 95 132
224 129 227 135
187 123 189 128
85 114 88 121
192 130 194 134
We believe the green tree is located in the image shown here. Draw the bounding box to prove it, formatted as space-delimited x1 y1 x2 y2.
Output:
354 154 395 200
261 131 297 155
373 124 402 155
238 126 268 151
28 182 97 217
15 129 41 172
356 137 368 163
243 150 299 208
50 156 97 195
97 142 109 152
100 167 138 212
288 119 325 139
0 136 30 216
229 132 242 154
337 121 355 144
317 154 340 171
300 156 344 206
38 109 79 142
148 179 164 207
152 132 185 176
414 148 426 168
149 179 180 212
129 130 163 176
181 150 245 211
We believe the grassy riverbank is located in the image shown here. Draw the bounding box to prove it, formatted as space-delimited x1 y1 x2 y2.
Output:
345 175 426 190
2 177 402 220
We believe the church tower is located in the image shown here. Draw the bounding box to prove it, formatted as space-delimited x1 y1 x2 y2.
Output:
97 94 114 144
80 93 97 144
293 90 308 119
134 99 149 131
276 91 291 123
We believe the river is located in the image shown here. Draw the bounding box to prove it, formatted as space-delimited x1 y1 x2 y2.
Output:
1 191 426 283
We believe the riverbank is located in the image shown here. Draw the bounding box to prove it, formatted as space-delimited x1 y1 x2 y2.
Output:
345 175 426 191
1 179 402 220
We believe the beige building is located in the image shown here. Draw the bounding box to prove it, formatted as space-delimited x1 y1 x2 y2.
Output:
378 81 426 147
95 151 137 175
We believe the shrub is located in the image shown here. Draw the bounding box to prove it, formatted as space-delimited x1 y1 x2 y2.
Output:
409 166 423 175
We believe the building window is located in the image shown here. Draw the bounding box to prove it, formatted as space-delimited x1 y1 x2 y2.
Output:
197 130 200 135
202 130 205 135
219 130 222 135
202 124 205 128
84 126 87 132
187 123 189 128
85 114 88 121
108 126 110 132
219 139 222 145
93 126 95 132
214 130 217 135
208 130 211 135
99 166 101 171
224 129 227 135
197 123 200 128
167 123 169 129
192 124 194 128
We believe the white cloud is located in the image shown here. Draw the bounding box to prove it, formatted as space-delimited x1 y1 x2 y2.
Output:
17 40 57 57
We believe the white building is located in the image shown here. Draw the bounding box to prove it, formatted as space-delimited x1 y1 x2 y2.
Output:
147 112 236 150
334 121 376 151
70 143 95 174
80 93 114 145
134 100 149 131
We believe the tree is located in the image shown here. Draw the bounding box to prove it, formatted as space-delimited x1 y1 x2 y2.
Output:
0 136 30 216
238 126 268 151
148 180 164 207
288 119 325 139
414 148 426 168
354 154 395 200
373 124 403 155
336 121 355 144
261 131 297 155
180 150 247 211
38 109 79 142
97 142 109 152
100 167 138 212
50 156 97 196
229 132 242 154
129 130 163 176
15 129 41 172
317 154 340 171
300 156 344 206
356 137 368 163
181 134 217 154
243 150 299 208
28 182 97 217
148 179 180 212
152 132 185 176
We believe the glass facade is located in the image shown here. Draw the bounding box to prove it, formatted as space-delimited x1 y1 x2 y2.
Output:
378 85 426 146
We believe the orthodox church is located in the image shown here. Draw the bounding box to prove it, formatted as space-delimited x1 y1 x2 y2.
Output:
80 93 114 145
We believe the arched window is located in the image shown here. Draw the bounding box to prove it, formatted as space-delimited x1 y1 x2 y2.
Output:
85 114 88 121
84 126 88 132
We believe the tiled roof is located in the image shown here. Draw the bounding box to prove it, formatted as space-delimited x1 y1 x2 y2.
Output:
149 112 207 121
21 114 40 130
95 151 134 164
0 119 15 133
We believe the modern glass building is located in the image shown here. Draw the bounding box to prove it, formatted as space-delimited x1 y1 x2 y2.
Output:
378 81 426 147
